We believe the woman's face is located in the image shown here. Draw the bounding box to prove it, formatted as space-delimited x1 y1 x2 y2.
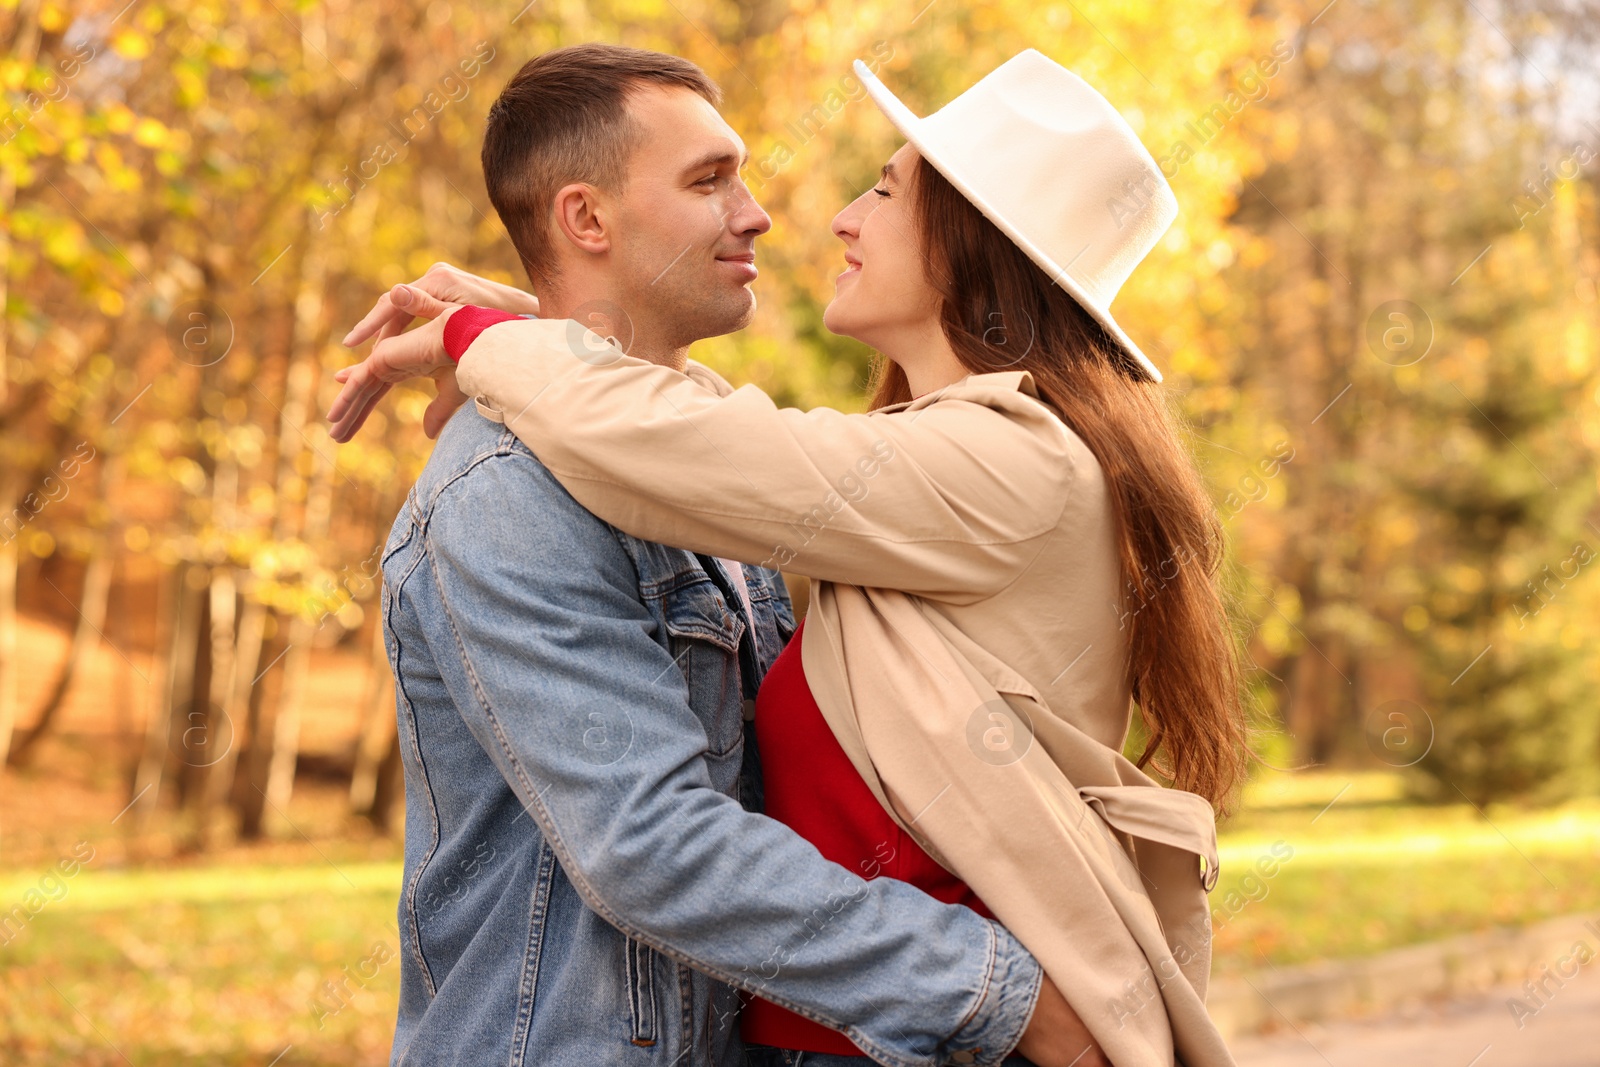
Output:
823 144 943 353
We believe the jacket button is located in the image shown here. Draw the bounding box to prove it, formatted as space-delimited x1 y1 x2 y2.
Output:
949 1050 980 1065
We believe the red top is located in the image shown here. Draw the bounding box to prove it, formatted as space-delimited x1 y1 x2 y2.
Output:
742 617 994 1056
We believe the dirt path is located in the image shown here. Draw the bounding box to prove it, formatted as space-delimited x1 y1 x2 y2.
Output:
1231 972 1600 1067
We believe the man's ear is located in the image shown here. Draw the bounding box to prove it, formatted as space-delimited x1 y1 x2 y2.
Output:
552 183 611 256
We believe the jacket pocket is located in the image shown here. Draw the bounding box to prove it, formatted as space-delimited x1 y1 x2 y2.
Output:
624 936 659 1047
662 579 745 758
661 578 743 654
510 842 558 1067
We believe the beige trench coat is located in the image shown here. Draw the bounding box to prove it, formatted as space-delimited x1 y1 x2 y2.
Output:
456 318 1236 1067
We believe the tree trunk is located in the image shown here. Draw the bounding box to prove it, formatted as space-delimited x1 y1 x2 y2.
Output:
349 616 396 822
168 572 218 849
249 243 333 834
178 562 236 850
262 614 314 827
366 731 404 835
259 443 339 832
0 0 42 772
201 594 267 822
7 533 115 766
0 534 17 771
116 544 152 804
233 623 289 840
134 563 205 832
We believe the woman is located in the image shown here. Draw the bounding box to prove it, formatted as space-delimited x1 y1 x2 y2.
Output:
332 50 1248 1067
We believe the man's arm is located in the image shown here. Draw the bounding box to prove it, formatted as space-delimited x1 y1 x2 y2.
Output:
416 447 1042 1067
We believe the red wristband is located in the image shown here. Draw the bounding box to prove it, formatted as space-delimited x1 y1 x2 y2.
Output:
443 305 522 363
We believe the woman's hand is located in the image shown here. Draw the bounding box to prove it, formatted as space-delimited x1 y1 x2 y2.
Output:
327 291 466 443
1014 974 1110 1067
329 262 540 443
341 262 538 349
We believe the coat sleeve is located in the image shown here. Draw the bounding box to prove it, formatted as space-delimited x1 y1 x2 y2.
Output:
455 317 1084 601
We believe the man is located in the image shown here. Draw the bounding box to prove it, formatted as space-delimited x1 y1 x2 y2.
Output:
335 44 1094 1067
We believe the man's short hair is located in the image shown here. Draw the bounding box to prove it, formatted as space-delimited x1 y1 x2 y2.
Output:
481 44 721 287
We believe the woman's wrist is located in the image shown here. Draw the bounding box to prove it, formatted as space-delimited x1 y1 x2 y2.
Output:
442 305 523 363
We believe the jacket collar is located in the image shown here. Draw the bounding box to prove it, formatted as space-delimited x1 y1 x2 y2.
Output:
874 369 1041 414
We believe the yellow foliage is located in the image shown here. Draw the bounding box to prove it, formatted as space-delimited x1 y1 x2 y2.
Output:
93 142 123 174
111 30 152 60
103 102 136 134
41 221 85 265
132 117 169 148
1564 316 1593 378
38 2 70 31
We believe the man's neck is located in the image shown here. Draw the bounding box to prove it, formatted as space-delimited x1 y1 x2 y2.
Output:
536 291 690 374
635 342 691 373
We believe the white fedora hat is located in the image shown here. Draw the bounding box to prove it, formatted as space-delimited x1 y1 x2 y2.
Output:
853 49 1177 383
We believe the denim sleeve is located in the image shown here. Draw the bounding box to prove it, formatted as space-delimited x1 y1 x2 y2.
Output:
418 451 1042 1067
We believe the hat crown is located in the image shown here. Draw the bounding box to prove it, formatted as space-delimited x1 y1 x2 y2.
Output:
977 53 1105 134
856 49 1176 381
919 51 1176 307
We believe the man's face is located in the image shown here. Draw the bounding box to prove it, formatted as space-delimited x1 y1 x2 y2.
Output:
606 86 771 351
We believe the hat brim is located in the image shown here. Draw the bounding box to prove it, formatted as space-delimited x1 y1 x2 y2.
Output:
851 58 1164 384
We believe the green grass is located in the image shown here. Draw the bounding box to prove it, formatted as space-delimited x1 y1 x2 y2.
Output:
1 867 401 1066
1208 771 1600 971
3 771 1598 1064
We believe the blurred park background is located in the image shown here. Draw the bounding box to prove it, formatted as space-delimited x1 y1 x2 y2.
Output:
1 0 1598 1063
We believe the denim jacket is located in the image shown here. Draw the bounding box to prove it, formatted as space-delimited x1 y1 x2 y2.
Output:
379 405 1042 1067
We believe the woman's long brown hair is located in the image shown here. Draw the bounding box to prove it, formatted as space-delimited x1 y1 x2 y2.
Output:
870 157 1251 814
